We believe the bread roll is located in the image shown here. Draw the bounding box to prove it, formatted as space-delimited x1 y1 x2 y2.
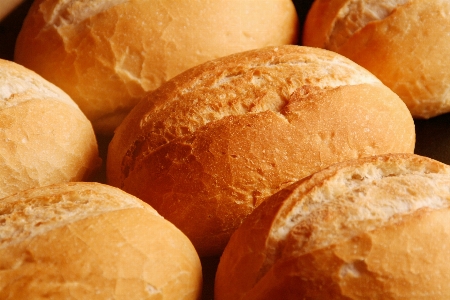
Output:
14 0 298 134
215 153 450 299
106 45 415 256
303 0 450 119
0 0 24 21
0 182 202 299
0 59 100 199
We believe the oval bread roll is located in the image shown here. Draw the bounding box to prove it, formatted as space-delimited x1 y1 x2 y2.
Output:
215 153 450 299
0 182 203 299
107 45 415 256
303 0 450 119
0 59 100 199
14 0 298 134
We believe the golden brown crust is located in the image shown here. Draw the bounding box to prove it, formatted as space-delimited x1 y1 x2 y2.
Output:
14 0 298 134
107 45 385 186
0 100 100 198
0 59 100 199
0 0 24 21
303 0 450 119
107 45 415 256
215 154 450 299
0 182 203 299
0 58 75 109
302 0 351 47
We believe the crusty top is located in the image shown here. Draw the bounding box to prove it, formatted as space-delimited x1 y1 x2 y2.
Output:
0 182 156 248
108 45 384 186
215 153 450 299
39 0 128 27
327 0 410 49
261 154 450 275
304 0 450 119
0 59 77 110
15 0 298 134
304 0 410 49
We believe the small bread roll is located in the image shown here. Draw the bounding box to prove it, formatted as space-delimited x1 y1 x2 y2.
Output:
0 182 202 299
0 59 100 199
215 153 450 299
107 45 415 256
14 0 298 134
303 0 450 119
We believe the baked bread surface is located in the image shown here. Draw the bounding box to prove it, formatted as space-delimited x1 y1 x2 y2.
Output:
215 153 450 299
107 45 415 256
14 0 299 134
303 0 450 118
0 182 203 299
0 59 100 199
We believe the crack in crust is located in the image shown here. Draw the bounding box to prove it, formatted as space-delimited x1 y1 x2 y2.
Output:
117 46 381 185
327 0 410 50
0 60 76 110
0 183 147 248
40 0 128 28
253 155 450 288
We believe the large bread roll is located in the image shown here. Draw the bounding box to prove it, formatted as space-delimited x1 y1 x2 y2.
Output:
107 45 415 257
0 182 202 299
0 59 100 199
303 0 450 119
215 153 450 299
14 0 298 134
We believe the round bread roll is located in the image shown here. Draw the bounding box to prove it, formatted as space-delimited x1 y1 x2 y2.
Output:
303 0 450 119
0 59 100 199
106 45 415 257
0 182 202 299
14 0 298 134
215 153 450 299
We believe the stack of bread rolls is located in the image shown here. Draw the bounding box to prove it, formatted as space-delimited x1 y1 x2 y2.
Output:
0 57 203 299
2 1 300 297
14 0 299 134
107 45 415 257
4 0 450 298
